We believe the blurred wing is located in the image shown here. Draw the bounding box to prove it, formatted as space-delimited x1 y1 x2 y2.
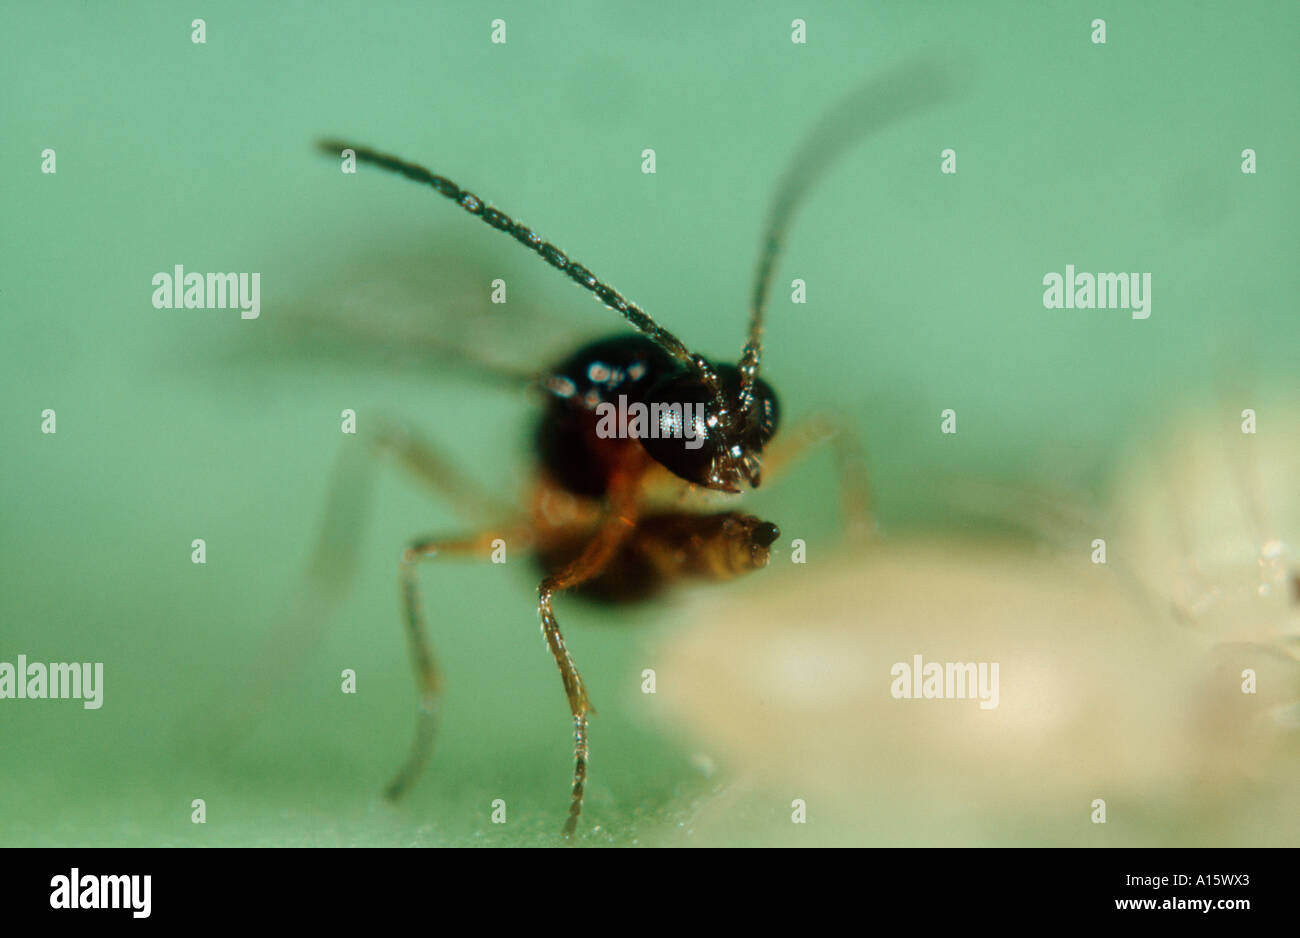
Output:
201 235 591 389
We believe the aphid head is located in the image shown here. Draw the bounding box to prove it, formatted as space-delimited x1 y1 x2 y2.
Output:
639 363 779 492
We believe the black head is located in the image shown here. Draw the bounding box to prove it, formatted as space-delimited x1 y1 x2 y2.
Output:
638 363 779 492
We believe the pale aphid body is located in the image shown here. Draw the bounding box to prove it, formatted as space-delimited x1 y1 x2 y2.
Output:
649 407 1300 846
1109 401 1300 662
1104 401 1300 794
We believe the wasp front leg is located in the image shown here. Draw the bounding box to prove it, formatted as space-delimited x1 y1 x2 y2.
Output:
535 472 642 839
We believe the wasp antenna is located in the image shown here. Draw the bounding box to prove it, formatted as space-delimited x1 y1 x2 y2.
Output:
316 139 727 408
737 54 965 417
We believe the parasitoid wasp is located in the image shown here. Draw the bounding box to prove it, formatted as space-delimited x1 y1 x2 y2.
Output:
315 57 955 838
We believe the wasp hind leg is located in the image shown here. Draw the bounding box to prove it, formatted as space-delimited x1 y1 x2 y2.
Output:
385 529 515 801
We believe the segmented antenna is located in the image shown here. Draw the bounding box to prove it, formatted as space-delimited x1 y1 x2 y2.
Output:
737 56 960 418
316 140 728 413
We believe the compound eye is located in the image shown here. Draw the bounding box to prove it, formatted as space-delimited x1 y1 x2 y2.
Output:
745 378 780 449
638 376 721 486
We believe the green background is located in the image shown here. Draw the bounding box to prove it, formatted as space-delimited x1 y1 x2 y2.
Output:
2 0 1297 846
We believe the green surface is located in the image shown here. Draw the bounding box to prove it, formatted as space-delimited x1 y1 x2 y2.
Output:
1 1 1297 846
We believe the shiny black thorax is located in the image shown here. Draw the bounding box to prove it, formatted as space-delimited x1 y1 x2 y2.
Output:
535 335 677 497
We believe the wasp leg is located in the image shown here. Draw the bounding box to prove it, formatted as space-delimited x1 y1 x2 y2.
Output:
299 418 512 623
536 474 642 839
756 414 875 541
385 529 515 801
371 417 514 523
317 421 520 801
192 415 519 772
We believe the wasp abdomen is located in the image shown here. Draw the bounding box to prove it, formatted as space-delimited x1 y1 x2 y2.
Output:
536 511 780 604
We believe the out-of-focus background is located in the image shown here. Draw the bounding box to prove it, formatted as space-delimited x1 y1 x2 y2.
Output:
1 1 1296 846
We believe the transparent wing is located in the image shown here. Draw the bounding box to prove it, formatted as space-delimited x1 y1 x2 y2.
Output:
199 233 593 390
